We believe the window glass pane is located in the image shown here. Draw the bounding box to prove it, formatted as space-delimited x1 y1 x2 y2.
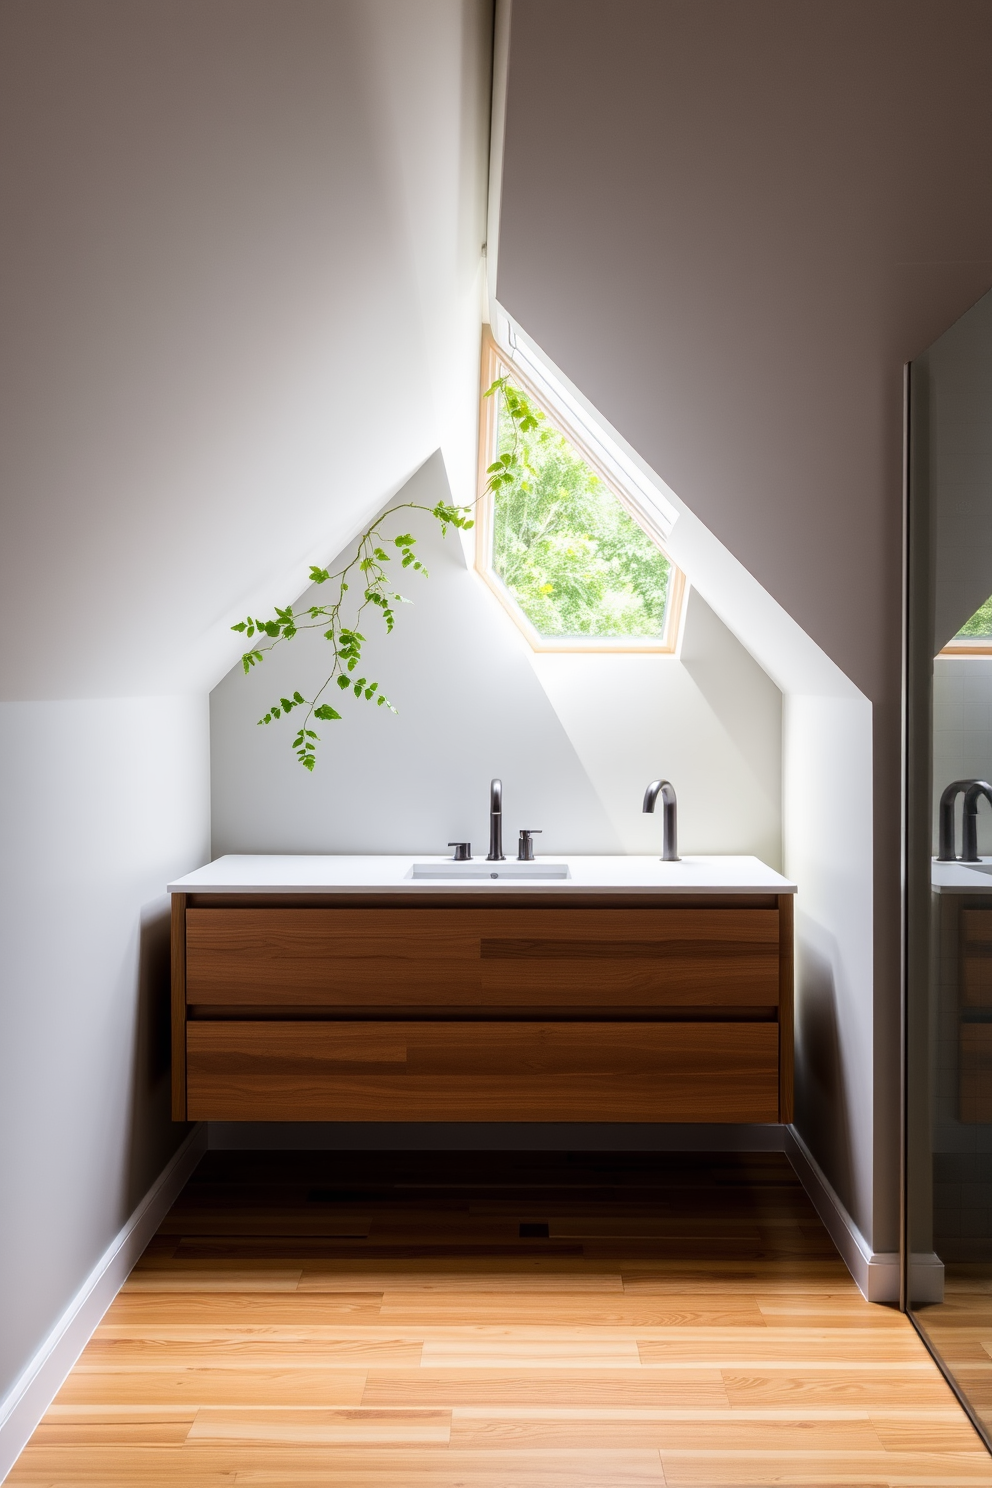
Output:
491 381 671 639
955 594 992 639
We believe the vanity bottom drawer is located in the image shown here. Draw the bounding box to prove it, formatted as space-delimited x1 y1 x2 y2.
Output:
186 1020 779 1122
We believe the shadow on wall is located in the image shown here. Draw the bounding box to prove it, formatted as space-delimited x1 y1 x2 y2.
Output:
124 898 190 1215
794 922 856 1224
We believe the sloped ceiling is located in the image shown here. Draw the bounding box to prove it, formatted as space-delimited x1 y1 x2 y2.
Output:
496 0 992 708
0 0 491 699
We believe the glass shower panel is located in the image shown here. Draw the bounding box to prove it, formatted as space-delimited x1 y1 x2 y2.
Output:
907 285 992 1444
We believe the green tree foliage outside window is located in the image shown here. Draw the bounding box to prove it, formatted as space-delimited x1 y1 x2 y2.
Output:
956 594 992 639
488 381 672 639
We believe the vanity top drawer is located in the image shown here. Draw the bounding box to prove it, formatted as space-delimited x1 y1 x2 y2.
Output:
185 905 781 1014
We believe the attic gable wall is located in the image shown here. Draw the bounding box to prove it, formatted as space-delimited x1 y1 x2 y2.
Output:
0 0 492 699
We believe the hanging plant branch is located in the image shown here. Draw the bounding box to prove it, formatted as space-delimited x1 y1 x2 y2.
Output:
235 376 538 771
232 498 473 770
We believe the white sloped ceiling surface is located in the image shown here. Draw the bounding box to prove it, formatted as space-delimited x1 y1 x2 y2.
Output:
0 0 491 698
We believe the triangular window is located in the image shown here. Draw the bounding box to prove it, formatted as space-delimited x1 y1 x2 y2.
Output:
475 334 686 652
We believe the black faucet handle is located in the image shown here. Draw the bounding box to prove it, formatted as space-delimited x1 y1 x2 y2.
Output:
447 842 472 862
517 829 542 862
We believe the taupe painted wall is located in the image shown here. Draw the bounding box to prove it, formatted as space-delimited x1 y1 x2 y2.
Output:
497 0 992 1248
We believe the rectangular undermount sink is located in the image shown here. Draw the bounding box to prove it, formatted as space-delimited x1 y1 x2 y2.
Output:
411 861 571 880
965 863 992 876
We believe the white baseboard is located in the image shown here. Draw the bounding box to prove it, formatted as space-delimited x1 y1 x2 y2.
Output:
784 1124 899 1303
908 1250 945 1305
0 1123 206 1484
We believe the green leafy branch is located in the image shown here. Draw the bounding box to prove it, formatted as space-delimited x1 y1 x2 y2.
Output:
483 376 549 498
232 498 473 769
234 374 538 772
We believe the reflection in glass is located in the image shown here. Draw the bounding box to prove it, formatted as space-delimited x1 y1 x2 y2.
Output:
954 594 992 641
907 287 992 1447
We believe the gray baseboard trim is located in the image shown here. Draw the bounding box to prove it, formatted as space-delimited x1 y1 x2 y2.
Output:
0 1123 206 1484
784 1124 897 1304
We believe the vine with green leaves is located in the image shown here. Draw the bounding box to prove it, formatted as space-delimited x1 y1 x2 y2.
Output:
233 372 541 770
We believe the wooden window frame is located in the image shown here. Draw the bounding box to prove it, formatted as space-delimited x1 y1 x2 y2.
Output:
939 639 992 657
475 330 687 655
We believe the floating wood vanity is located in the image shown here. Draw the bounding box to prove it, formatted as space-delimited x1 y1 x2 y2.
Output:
170 855 795 1125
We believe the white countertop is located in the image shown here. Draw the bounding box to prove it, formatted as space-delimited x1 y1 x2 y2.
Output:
931 857 992 894
169 854 796 896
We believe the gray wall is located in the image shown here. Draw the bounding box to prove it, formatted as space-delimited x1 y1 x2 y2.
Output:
495 0 992 1253
211 453 783 866
927 290 992 653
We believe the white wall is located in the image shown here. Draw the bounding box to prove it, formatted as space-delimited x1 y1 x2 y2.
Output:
211 453 782 865
784 695 875 1234
0 696 210 1410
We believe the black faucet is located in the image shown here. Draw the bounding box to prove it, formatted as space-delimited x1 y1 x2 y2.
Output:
642 778 679 861
486 778 505 861
937 779 973 860
963 781 992 862
937 778 992 860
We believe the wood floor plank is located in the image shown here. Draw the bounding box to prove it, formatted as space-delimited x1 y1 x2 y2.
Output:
54 1368 369 1406
658 1448 992 1485
6 1446 670 1486
103 1291 384 1324
419 1336 643 1367
77 1338 423 1369
377 1294 769 1327
187 1406 452 1445
297 1265 628 1291
446 1408 887 1452
123 1267 307 1292
721 1368 958 1407
361 1368 729 1407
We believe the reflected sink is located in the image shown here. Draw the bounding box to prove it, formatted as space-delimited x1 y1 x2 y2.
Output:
411 861 571 880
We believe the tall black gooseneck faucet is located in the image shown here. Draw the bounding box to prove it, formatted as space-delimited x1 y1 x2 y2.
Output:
643 779 679 861
937 778 992 861
937 779 973 861
963 780 992 862
487 778 505 861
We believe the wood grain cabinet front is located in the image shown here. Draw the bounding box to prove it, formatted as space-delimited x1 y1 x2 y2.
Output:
186 1020 779 1123
172 893 794 1125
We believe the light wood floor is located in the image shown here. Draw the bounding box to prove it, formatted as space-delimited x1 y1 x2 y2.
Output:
915 1266 992 1453
9 1150 992 1487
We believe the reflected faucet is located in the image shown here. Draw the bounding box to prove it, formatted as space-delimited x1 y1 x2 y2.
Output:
938 778 991 860
486 778 505 861
963 780 992 862
642 779 679 861
937 779 974 860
